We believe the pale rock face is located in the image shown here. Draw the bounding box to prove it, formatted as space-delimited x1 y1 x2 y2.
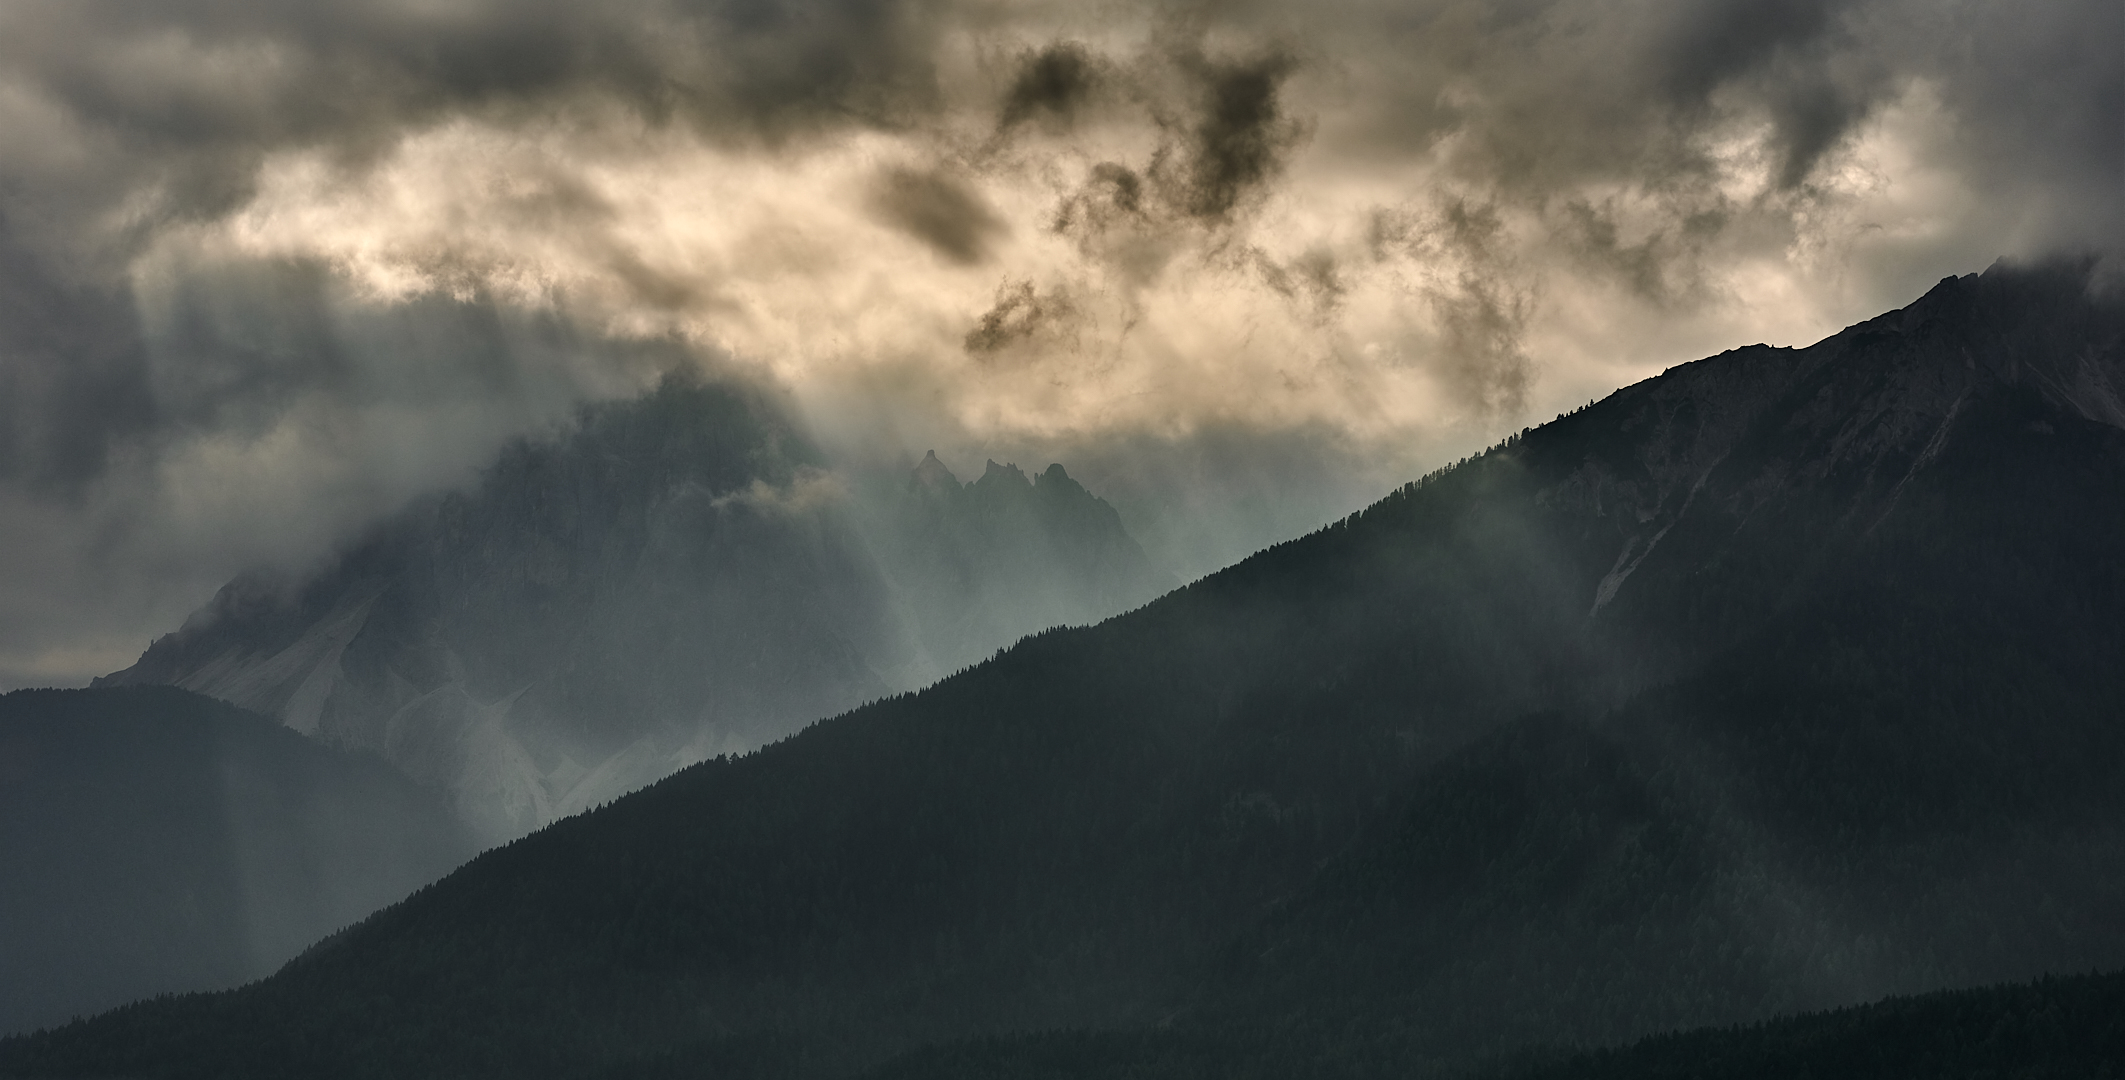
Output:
163 592 377 737
105 379 1170 844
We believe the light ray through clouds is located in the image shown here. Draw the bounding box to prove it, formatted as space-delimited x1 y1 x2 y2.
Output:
0 0 2118 686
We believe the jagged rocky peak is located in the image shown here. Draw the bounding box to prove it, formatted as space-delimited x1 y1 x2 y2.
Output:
976 458 1033 491
910 449 960 495
1032 462 1102 507
104 375 909 844
874 449 1172 673
908 454 1091 500
103 390 1178 844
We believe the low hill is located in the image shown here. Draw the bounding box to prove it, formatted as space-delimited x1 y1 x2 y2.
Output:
0 686 475 1036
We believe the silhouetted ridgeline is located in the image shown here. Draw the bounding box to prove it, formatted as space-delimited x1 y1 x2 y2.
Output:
0 687 475 1037
5 259 2121 1077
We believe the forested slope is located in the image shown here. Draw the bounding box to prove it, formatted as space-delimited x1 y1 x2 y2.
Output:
848 970 2125 1080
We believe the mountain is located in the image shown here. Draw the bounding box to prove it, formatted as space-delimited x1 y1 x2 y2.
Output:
868 453 1173 674
7 259 2121 1078
101 378 1165 841
0 686 475 1037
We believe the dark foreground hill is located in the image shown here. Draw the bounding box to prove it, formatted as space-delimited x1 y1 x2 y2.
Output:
1500 969 2125 1080
850 968 2125 1079
5 259 2122 1077
0 687 475 1036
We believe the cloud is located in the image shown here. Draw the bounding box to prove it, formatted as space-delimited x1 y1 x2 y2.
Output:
997 41 1102 134
866 165 1008 265
0 0 2119 680
710 467 847 517
1166 45 1304 223
964 279 1080 357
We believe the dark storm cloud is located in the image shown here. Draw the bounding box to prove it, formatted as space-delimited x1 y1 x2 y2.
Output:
0 0 2113 455
1555 198 1720 309
1052 163 1149 238
997 42 1102 133
1370 198 1535 414
0 223 678 500
0 0 958 498
3 0 2117 269
1927 0 2125 249
0 0 2120 684
19 0 950 146
866 166 1009 265
964 280 1078 356
1361 0 2112 244
1169 47 1304 222
1653 0 1873 188
1018 39 1309 326
1034 40 1304 229
0 0 956 275
1252 247 1345 323
1015 37 1303 236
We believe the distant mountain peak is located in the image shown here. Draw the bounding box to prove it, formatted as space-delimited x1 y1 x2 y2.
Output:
977 458 1033 490
102 411 1171 844
910 449 961 494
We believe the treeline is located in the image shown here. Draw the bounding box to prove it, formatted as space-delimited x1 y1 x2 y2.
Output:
843 969 2125 1080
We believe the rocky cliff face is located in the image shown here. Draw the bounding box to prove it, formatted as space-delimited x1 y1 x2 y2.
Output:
104 379 1168 842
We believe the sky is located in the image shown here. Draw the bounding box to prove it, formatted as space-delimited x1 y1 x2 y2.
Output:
0 0 2119 689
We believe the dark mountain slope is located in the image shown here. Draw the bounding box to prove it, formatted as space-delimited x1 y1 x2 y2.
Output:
0 687 475 1037
6 260 2121 1078
1205 364 2125 1067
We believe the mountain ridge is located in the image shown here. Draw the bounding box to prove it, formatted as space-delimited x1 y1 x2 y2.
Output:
101 383 1169 841
9 258 2121 1078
